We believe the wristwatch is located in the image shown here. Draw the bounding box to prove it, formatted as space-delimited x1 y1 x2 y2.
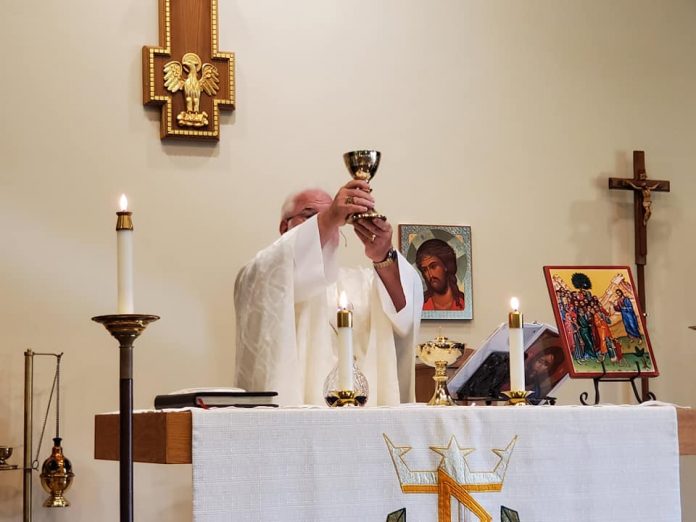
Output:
373 247 397 269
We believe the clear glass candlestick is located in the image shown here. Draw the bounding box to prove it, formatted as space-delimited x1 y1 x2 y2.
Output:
323 359 369 407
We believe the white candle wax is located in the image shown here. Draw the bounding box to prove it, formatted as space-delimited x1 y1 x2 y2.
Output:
117 194 134 314
337 328 354 391
508 297 525 392
337 291 354 392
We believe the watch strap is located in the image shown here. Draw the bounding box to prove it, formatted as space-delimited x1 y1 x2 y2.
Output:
373 247 397 269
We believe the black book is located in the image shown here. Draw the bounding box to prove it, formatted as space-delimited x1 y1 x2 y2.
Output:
154 388 278 409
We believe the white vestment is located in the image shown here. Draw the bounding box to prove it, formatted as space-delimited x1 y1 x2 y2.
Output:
234 216 423 406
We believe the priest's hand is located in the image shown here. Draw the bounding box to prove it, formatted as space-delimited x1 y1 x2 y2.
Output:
319 180 374 230
353 217 393 263
354 217 406 312
317 180 373 248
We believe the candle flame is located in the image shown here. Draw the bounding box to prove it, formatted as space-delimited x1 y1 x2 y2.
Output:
119 194 129 212
339 291 349 309
510 297 519 311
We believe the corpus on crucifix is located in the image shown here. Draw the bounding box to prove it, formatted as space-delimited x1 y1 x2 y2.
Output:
608 151 670 279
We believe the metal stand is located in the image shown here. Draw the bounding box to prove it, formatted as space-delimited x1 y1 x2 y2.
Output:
579 360 656 405
23 350 33 522
20 350 66 522
92 314 159 522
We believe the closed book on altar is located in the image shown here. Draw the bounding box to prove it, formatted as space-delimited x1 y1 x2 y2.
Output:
154 388 278 409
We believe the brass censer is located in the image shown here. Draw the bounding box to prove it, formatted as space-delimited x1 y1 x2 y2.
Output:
40 437 74 507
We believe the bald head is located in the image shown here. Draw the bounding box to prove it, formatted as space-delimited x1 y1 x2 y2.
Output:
279 189 332 235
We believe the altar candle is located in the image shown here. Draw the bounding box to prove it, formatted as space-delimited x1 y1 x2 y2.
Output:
508 297 525 392
116 194 134 314
337 291 354 391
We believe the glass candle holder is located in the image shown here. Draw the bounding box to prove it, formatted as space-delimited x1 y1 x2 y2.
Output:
323 358 369 407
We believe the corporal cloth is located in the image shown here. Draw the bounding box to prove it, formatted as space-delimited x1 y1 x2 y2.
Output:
192 404 681 521
234 215 423 405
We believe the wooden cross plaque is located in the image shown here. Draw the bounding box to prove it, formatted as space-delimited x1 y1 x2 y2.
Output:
142 0 235 140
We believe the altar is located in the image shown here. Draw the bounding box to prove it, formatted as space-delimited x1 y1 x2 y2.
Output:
95 404 693 521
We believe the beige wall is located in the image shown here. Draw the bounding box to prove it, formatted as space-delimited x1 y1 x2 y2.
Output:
1 0 694 520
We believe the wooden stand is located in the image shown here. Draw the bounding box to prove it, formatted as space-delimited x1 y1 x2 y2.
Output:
94 411 191 464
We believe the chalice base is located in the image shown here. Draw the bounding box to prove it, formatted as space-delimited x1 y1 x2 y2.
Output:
427 385 457 406
324 390 367 407
0 464 18 470
351 209 386 222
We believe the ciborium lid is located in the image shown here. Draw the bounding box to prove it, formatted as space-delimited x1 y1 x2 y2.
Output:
417 335 466 367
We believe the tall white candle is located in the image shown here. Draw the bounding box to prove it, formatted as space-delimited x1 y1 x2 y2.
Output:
508 297 525 392
337 291 354 392
116 194 134 314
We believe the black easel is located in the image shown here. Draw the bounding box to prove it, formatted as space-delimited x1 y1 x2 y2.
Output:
579 360 656 405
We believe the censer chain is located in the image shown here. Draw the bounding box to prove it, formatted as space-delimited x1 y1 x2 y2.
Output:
32 353 62 471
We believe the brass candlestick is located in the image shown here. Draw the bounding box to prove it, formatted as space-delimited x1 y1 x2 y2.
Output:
325 389 366 407
92 314 159 522
501 390 531 406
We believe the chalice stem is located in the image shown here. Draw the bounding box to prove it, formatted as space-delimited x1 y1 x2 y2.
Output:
428 361 455 406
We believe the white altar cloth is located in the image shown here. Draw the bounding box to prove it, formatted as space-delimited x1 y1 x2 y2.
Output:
192 404 680 521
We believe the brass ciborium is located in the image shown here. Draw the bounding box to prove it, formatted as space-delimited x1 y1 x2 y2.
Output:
343 150 385 221
0 446 17 470
417 335 465 406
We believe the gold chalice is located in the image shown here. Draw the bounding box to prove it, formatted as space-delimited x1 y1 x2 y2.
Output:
417 335 465 406
343 150 385 221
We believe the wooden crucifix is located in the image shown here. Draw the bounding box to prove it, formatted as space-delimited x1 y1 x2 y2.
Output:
142 0 235 140
608 150 670 399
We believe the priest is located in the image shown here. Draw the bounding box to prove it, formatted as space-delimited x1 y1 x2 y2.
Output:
234 180 423 406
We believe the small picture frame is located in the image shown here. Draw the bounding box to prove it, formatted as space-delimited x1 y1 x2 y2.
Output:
543 266 659 378
448 322 569 404
398 224 473 320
